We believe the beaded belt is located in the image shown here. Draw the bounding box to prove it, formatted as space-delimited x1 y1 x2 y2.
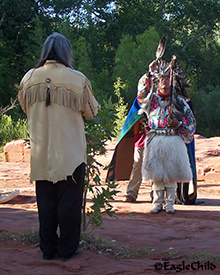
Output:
146 128 178 146
154 128 178 136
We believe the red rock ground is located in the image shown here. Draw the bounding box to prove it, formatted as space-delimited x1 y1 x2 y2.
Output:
1 135 220 274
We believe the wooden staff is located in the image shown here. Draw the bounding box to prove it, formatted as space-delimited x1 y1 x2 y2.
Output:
169 55 178 118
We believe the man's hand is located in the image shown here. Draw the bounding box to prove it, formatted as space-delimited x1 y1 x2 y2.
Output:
167 117 180 128
139 117 147 124
149 60 157 73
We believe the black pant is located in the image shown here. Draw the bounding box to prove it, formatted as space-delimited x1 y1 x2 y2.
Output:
36 163 85 257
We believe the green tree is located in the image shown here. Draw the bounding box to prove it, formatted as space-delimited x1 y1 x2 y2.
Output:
191 85 220 137
22 15 46 71
74 36 93 78
113 27 160 105
0 0 41 106
1 0 220 137
156 0 220 90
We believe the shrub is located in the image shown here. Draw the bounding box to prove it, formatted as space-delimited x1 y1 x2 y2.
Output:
0 114 29 148
114 77 128 139
83 98 120 230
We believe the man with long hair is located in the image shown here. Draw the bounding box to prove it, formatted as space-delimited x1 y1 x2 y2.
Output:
18 32 98 260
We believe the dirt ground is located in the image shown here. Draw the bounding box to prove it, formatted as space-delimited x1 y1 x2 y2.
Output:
1 135 220 274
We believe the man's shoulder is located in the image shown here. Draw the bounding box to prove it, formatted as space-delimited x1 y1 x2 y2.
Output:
68 68 86 78
139 72 149 80
66 68 91 85
21 68 35 83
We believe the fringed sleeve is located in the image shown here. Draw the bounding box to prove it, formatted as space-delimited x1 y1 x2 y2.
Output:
82 77 99 120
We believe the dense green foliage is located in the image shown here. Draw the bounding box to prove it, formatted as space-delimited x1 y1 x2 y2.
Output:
1 1 220 136
190 85 220 137
114 27 160 104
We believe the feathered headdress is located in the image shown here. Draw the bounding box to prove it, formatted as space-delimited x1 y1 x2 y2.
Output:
151 37 189 118
156 36 167 61
151 37 188 96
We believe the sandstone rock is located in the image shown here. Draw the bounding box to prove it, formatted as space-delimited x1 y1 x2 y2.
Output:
3 139 30 163
2 135 220 183
194 135 220 182
213 163 220 172
204 171 220 181
196 165 205 181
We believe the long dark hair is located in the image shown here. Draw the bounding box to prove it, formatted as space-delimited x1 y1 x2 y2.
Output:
35 32 73 68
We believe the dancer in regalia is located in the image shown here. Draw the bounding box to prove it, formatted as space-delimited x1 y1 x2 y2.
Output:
137 52 196 214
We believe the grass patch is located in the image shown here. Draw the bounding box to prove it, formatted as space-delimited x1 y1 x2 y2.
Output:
0 229 152 258
0 230 39 245
185 252 220 263
1 230 220 263
80 231 152 258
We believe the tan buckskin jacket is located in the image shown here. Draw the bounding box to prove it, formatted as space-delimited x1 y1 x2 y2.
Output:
18 60 99 183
